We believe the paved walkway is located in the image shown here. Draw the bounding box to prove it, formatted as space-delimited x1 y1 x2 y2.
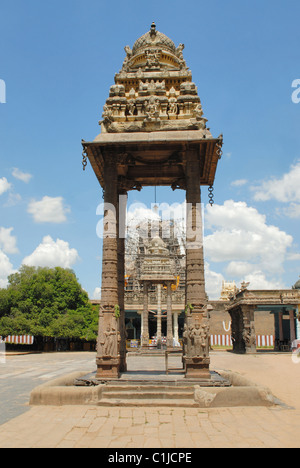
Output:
0 351 299 448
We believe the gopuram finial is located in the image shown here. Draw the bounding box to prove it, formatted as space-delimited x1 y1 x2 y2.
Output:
150 22 157 36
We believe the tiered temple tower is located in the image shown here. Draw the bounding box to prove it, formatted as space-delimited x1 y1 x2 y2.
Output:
82 23 223 379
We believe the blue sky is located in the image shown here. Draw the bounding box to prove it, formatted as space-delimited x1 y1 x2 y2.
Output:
0 0 299 299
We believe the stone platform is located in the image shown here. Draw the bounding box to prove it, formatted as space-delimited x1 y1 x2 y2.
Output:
29 368 280 409
28 354 284 409
73 370 230 408
74 369 230 386
2 352 299 448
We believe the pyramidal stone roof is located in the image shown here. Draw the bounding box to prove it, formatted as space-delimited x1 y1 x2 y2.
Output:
132 22 177 56
100 22 210 135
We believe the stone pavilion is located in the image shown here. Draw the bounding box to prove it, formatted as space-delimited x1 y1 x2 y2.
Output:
82 23 223 379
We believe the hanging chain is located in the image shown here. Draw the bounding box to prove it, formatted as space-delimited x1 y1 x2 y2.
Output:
216 134 223 160
208 136 222 206
82 148 88 171
208 185 214 207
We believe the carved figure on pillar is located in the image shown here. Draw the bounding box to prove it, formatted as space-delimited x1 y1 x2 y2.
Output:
185 318 210 359
102 325 120 357
243 321 256 353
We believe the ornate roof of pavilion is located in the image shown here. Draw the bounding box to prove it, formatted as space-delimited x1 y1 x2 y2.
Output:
131 22 177 57
81 23 223 190
99 22 213 135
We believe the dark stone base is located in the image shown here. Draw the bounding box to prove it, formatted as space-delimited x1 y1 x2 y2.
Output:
184 356 211 380
75 370 230 387
96 357 120 379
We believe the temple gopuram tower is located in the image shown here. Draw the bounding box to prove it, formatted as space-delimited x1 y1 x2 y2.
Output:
82 23 223 380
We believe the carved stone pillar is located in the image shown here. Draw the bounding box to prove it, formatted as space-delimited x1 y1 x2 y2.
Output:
229 307 245 353
96 157 121 379
173 310 179 343
166 281 173 348
184 149 210 378
289 309 296 343
242 305 256 354
141 281 149 347
156 283 162 348
117 191 127 372
296 306 300 340
279 310 284 342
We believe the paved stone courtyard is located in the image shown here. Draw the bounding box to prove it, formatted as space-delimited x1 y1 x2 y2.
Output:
0 351 299 448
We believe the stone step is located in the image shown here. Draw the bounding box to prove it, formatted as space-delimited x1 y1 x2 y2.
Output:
102 385 194 393
102 390 195 400
97 398 199 408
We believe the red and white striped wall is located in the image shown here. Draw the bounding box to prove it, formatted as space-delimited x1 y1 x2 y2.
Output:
1 335 34 345
210 334 274 348
210 335 232 347
256 335 274 348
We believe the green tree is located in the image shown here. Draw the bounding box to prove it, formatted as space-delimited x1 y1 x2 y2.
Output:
0 266 98 341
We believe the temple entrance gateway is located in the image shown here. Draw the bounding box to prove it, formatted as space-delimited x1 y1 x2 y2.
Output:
227 287 300 354
82 23 223 380
140 236 176 348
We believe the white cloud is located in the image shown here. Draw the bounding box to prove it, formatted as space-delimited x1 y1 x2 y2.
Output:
4 192 22 207
287 252 300 261
0 177 11 196
22 236 79 269
231 179 248 187
252 160 300 203
225 261 256 278
92 287 101 300
27 196 70 223
0 227 18 254
204 200 293 287
242 271 286 290
0 250 16 288
204 262 224 300
12 168 33 183
280 203 300 219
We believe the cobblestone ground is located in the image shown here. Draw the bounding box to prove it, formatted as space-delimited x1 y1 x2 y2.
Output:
0 351 299 448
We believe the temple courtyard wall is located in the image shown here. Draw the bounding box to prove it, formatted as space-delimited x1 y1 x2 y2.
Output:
209 301 274 337
91 299 278 347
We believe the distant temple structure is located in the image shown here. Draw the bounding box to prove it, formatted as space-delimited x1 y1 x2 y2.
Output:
124 218 186 347
220 281 238 301
91 234 300 354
